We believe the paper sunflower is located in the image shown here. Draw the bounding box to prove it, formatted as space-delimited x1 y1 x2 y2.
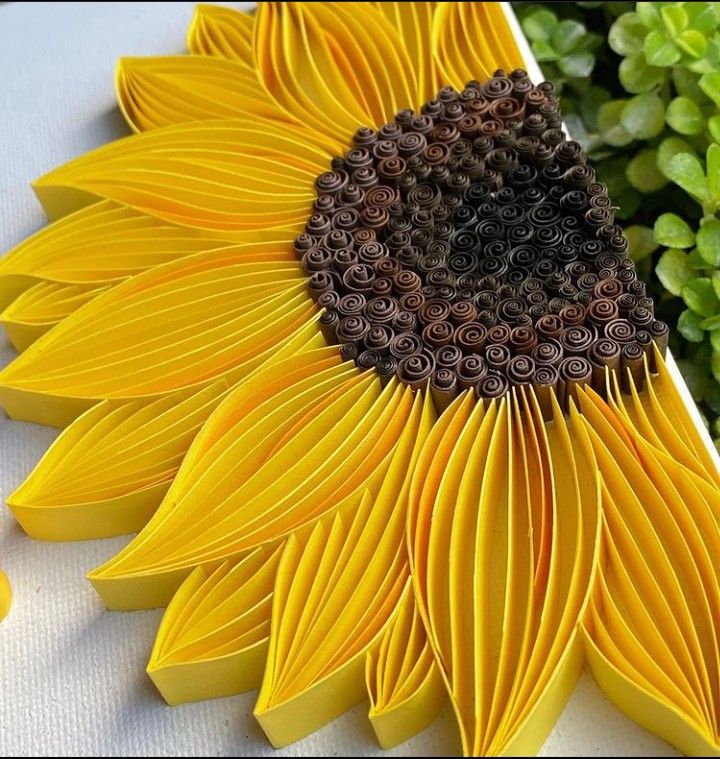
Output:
1 2 719 756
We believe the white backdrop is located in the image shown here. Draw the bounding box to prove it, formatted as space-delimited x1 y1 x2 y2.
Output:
0 3 681 756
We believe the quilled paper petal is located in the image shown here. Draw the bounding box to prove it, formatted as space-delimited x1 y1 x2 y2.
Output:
187 4 256 67
254 389 434 747
365 580 445 750
373 2 441 105
116 55 291 133
147 544 283 705
409 388 601 756
0 245 312 426
254 2 416 142
432 2 525 88
31 119 333 226
0 280 109 352
0 201 230 308
89 354 415 609
0 571 11 622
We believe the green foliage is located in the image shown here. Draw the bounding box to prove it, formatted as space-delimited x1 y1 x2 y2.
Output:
513 0 720 442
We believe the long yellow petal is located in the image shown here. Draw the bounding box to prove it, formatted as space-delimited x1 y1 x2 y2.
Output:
116 55 291 132
147 544 283 705
31 119 332 228
187 4 256 67
0 571 10 622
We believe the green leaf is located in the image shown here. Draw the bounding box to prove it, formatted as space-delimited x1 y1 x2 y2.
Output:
672 66 708 101
626 148 668 192
597 100 634 146
677 358 710 400
609 12 648 55
676 29 708 58
688 248 710 270
713 271 720 300
678 309 706 342
620 93 666 139
551 19 586 54
664 152 708 202
636 2 661 29
699 71 720 105
708 144 720 200
580 86 611 131
531 39 559 62
712 351 720 385
687 37 720 73
712 332 720 353
619 52 667 93
685 3 720 35
521 8 558 42
708 114 720 143
654 214 696 249
656 136 695 175
644 28 681 65
661 5 688 36
704 380 720 414
701 315 720 330
683 277 719 316
557 51 595 78
625 224 658 261
696 218 720 266
656 247 695 294
665 96 706 135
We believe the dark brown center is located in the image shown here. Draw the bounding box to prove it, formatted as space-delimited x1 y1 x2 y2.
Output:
295 69 668 413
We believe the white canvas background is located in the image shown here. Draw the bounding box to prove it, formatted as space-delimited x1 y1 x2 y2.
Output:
0 2 681 755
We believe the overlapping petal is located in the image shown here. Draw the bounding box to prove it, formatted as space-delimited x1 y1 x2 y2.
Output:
148 544 283 705
187 4 256 67
366 581 445 750
31 119 331 229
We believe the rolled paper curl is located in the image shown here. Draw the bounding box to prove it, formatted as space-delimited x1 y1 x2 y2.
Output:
577 272 599 292
485 343 511 372
499 206 527 226
532 143 554 166
389 331 423 359
372 277 393 297
533 226 563 248
306 213 332 236
397 173 417 195
319 309 340 343
317 290 340 311
523 113 547 137
497 284 517 300
472 135 494 156
454 322 488 354
486 147 518 174
354 126 377 146
345 148 374 172
374 257 401 278
539 163 564 188
459 154 485 179
607 233 629 255
343 264 375 293
448 253 476 277
586 298 619 328
621 342 646 391
507 355 536 385
482 76 514 100
332 208 360 232
557 245 579 266
417 254 444 275
372 139 399 162
575 291 593 307
604 318 636 345
507 268 528 287
629 305 654 328
554 140 586 167
449 301 478 325
456 354 488 391
515 135 540 160
392 310 417 334
375 356 398 386
447 172 471 193
452 229 481 255
336 314 371 344
508 243 537 268
589 337 622 387
363 324 393 353
526 290 548 307
307 270 337 301
560 325 595 355
532 338 563 366
628 280 647 298
377 157 406 185
458 113 484 138
364 296 399 325
585 206 615 229
489 96 524 121
301 247 333 274
435 344 463 369
559 303 586 327
532 363 559 419
293 232 316 257
534 260 558 279
430 165 451 188
421 285 437 298
650 319 669 358
431 368 459 412
338 292 366 317
476 290 500 310
559 356 593 404
352 167 379 189
635 329 653 359
357 349 381 370
364 185 398 209
392 270 422 296
594 277 623 300
418 298 451 325
528 203 560 227
313 194 335 215
397 351 435 390
396 291 424 315
497 297 527 324
339 342 358 362
637 297 654 314
423 142 451 166
437 284 457 301
422 320 454 348
617 268 637 286
315 170 349 196
564 164 596 188
475 372 509 403
560 190 589 214
443 102 465 123
477 309 497 327
589 193 612 210
510 325 538 354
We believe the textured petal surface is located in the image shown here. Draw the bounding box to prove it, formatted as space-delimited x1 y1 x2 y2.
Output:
148 544 283 705
408 389 601 756
254 390 434 747
187 4 256 66
89 371 420 610
0 571 10 623
31 119 331 229
366 580 446 750
116 55 290 132
0 243 312 426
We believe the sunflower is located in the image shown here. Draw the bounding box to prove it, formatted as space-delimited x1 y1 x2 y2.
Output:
1 2 719 756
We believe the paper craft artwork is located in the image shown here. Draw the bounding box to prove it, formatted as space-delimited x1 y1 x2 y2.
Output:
1 2 718 756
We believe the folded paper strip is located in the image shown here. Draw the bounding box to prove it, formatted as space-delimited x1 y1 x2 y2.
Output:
0 2 719 756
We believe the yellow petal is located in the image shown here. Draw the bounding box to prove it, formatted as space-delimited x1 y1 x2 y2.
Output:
0 201 234 308
89 371 418 611
409 389 601 756
432 2 526 88
254 390 434 747
0 571 11 622
374 2 441 104
0 244 311 426
147 544 283 705
116 55 292 133
254 2 416 144
32 119 332 228
1 280 109 352
187 4 256 67
366 580 446 750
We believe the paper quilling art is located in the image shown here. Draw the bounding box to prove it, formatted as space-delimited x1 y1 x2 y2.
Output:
1 2 719 755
